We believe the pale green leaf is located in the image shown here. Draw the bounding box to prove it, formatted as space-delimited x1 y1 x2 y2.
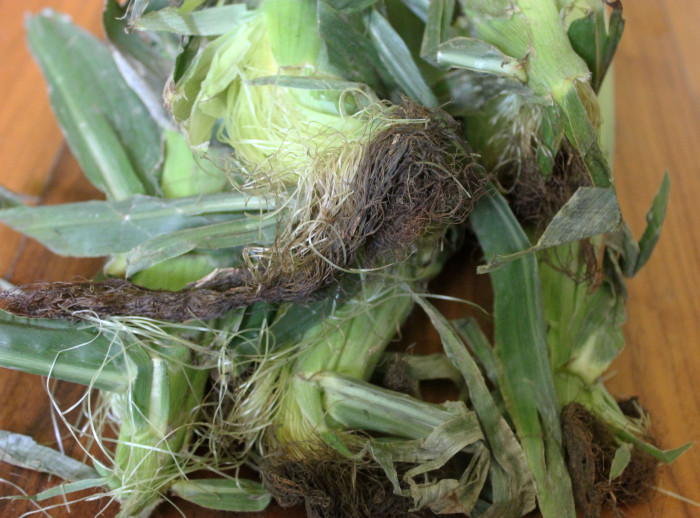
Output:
321 0 378 13
317 372 481 441
635 171 670 272
136 5 256 36
452 318 500 392
609 443 631 481
560 85 612 187
314 367 490 515
367 9 438 107
0 431 99 482
614 427 691 465
471 189 576 518
104 0 179 129
613 173 670 278
317 3 383 87
0 311 129 391
26 11 162 200
0 187 25 209
366 410 487 514
420 0 455 61
428 38 527 83
415 297 537 517
0 193 270 258
479 187 620 273
34 478 108 501
541 244 626 381
567 1 624 92
401 0 429 22
171 478 271 512
125 215 279 276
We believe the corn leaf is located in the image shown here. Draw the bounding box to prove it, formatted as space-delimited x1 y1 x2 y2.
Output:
317 3 383 88
400 0 429 22
419 0 455 61
540 244 626 382
0 311 129 391
559 85 612 187
125 215 279 276
176 0 206 13
317 372 481 441
26 11 162 200
568 1 624 92
126 0 156 22
635 171 670 273
171 478 271 512
453 318 500 393
612 172 671 278
120 342 153 428
33 477 108 502
479 187 621 273
134 5 256 36
104 0 179 129
471 190 576 518
0 193 270 258
617 431 691 464
317 372 487 514
0 431 99 482
268 299 333 350
608 443 632 481
426 38 527 83
415 297 536 517
371 427 490 514
321 0 378 13
0 187 24 209
559 376 693 465
367 9 438 107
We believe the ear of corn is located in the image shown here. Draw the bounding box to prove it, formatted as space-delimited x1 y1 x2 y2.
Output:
0 1 690 517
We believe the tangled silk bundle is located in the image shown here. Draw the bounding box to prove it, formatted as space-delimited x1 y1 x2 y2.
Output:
0 105 483 321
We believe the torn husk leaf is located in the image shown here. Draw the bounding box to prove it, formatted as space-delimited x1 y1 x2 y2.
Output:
0 431 99 482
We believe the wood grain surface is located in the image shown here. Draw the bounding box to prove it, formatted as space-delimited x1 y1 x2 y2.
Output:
0 2 698 517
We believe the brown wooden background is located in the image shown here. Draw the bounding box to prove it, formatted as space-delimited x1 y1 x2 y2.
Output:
0 2 698 517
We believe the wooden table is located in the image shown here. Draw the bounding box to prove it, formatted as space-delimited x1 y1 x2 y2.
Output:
0 2 697 517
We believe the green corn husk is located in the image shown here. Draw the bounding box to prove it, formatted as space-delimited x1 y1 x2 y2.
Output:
402 2 689 516
0 1 688 518
0 2 483 516
0 0 482 324
219 265 536 515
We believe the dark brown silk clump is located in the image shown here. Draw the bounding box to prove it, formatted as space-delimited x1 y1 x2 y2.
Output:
260 448 444 518
561 402 658 518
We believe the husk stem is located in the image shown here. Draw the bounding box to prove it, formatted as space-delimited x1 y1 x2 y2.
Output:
242 240 448 449
81 322 209 516
220 233 454 452
269 282 415 453
315 371 482 441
